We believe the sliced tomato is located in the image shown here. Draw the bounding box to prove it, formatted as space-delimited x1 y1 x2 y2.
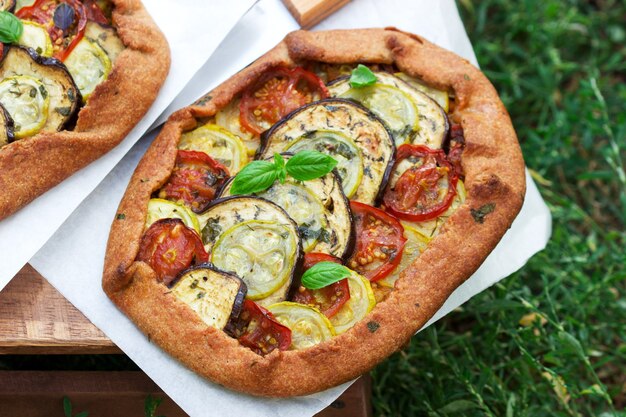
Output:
347 202 407 282
17 0 89 61
292 253 350 318
137 219 208 285
384 144 458 222
158 150 229 213
236 300 292 356
82 0 108 24
239 66 329 136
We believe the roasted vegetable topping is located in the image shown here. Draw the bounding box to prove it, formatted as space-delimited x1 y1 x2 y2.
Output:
0 75 48 138
383 144 458 222
292 253 351 318
64 36 110 99
178 123 247 174
329 270 375 334
137 219 208 285
171 265 246 332
158 150 229 214
267 301 335 349
235 299 291 355
259 99 395 205
239 66 328 135
347 201 407 282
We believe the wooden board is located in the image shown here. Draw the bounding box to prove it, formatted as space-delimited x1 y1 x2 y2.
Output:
0 371 371 417
0 265 118 354
282 0 351 28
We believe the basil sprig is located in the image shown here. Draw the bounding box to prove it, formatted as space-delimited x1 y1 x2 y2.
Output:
230 150 337 195
301 261 351 290
349 64 377 88
0 11 23 44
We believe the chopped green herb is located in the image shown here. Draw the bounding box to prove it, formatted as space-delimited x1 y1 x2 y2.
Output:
470 203 495 223
367 321 380 333
116 213 126 220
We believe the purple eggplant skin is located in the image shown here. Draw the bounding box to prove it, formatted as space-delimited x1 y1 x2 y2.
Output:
256 98 396 207
0 45 82 131
198 195 304 305
169 262 248 337
0 101 15 146
0 0 16 12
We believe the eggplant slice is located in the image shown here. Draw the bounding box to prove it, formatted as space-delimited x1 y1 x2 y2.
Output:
170 264 247 334
258 99 395 205
198 196 303 307
0 46 80 136
328 72 449 149
218 153 354 260
0 102 15 147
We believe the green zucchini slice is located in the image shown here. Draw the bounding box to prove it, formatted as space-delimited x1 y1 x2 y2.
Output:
328 72 449 149
170 265 246 333
218 154 354 259
85 21 124 64
259 99 395 205
64 37 112 100
286 130 363 199
267 301 335 349
331 83 418 146
214 98 258 156
0 102 15 147
0 75 49 139
198 196 303 306
145 198 201 233
329 270 375 334
0 46 80 134
178 123 248 174
18 20 53 57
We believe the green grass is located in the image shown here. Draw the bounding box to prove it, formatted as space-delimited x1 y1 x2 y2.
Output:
371 1 626 416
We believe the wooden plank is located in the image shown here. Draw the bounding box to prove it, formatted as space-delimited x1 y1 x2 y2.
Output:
0 265 119 354
0 371 371 417
282 0 351 28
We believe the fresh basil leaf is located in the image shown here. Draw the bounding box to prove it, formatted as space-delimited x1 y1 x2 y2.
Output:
285 150 338 181
301 261 350 290
274 153 286 183
53 3 75 32
230 160 279 195
0 11 23 44
349 64 377 88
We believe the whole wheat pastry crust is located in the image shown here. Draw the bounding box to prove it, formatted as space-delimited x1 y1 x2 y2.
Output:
103 28 526 397
0 0 170 220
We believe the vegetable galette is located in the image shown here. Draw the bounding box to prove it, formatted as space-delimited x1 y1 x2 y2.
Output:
0 0 169 219
104 28 526 397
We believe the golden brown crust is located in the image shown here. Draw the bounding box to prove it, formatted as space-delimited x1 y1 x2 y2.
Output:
0 0 169 219
103 28 526 397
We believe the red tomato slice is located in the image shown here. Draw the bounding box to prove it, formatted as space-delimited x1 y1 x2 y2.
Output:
347 202 407 282
137 219 208 285
239 66 329 136
292 253 350 318
17 0 89 61
383 144 458 222
237 300 292 356
158 150 229 213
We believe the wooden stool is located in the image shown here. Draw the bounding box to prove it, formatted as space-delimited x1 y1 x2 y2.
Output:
0 265 372 416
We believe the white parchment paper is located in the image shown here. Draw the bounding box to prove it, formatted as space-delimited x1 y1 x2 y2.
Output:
31 0 552 416
0 0 256 291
